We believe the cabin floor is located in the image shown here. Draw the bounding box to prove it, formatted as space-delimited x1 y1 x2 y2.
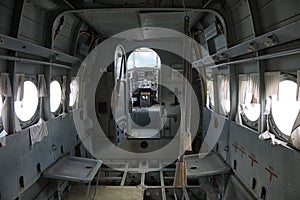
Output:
64 185 143 200
63 183 219 200
61 163 223 200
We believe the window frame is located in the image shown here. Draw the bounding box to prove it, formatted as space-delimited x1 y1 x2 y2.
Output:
241 110 259 131
69 77 79 109
0 96 4 132
269 74 298 141
50 77 63 116
14 76 40 128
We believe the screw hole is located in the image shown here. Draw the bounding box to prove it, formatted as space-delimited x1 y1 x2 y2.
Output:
233 160 237 170
85 166 92 169
140 141 148 149
252 178 257 190
190 166 198 170
37 163 41 173
60 145 64 154
260 187 266 200
19 176 24 188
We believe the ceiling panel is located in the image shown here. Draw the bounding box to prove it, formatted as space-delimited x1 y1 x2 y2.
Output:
78 10 140 36
77 10 204 37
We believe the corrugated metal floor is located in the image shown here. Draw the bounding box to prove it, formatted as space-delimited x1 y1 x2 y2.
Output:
64 185 143 200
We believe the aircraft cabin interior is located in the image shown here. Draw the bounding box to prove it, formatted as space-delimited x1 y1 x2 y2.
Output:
0 0 300 199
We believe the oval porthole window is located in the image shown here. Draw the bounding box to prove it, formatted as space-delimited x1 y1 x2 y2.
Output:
271 80 300 136
15 81 39 122
50 80 62 113
243 89 260 122
0 97 2 118
69 79 78 107
244 104 260 122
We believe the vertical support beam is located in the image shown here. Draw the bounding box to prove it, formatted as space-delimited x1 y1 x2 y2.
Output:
43 11 64 120
43 66 51 120
212 68 220 113
10 0 25 38
7 0 25 133
160 170 167 200
229 65 238 121
258 60 266 132
248 0 267 132
65 69 71 113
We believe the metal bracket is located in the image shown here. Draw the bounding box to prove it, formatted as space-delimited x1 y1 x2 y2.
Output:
194 20 300 66
0 33 81 64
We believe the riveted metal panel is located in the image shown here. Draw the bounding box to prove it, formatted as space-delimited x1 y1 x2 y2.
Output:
0 33 80 64
17 1 46 45
226 0 241 9
22 0 45 26
257 0 274 8
0 0 15 9
0 129 53 199
0 114 78 200
18 17 44 45
228 122 300 200
204 22 218 41
0 3 13 34
203 108 230 159
14 57 43 74
52 14 79 55
230 0 251 25
214 34 227 52
237 61 259 74
259 0 300 33
264 53 300 72
234 16 254 44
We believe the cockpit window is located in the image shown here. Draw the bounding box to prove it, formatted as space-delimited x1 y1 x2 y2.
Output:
271 80 300 136
50 80 62 113
15 81 39 122
127 47 161 69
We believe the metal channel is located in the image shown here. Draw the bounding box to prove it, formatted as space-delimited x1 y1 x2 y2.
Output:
0 33 80 64
193 20 300 66
0 55 73 69
208 47 300 69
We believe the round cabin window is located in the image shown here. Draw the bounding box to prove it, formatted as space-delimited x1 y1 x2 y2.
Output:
243 104 260 122
15 81 39 122
50 80 62 113
271 80 300 136
0 97 2 118
243 89 260 123
69 79 78 107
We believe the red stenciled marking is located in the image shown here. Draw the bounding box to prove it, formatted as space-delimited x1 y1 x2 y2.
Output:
232 143 239 153
248 155 258 167
239 147 247 157
265 167 278 182
232 143 247 157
